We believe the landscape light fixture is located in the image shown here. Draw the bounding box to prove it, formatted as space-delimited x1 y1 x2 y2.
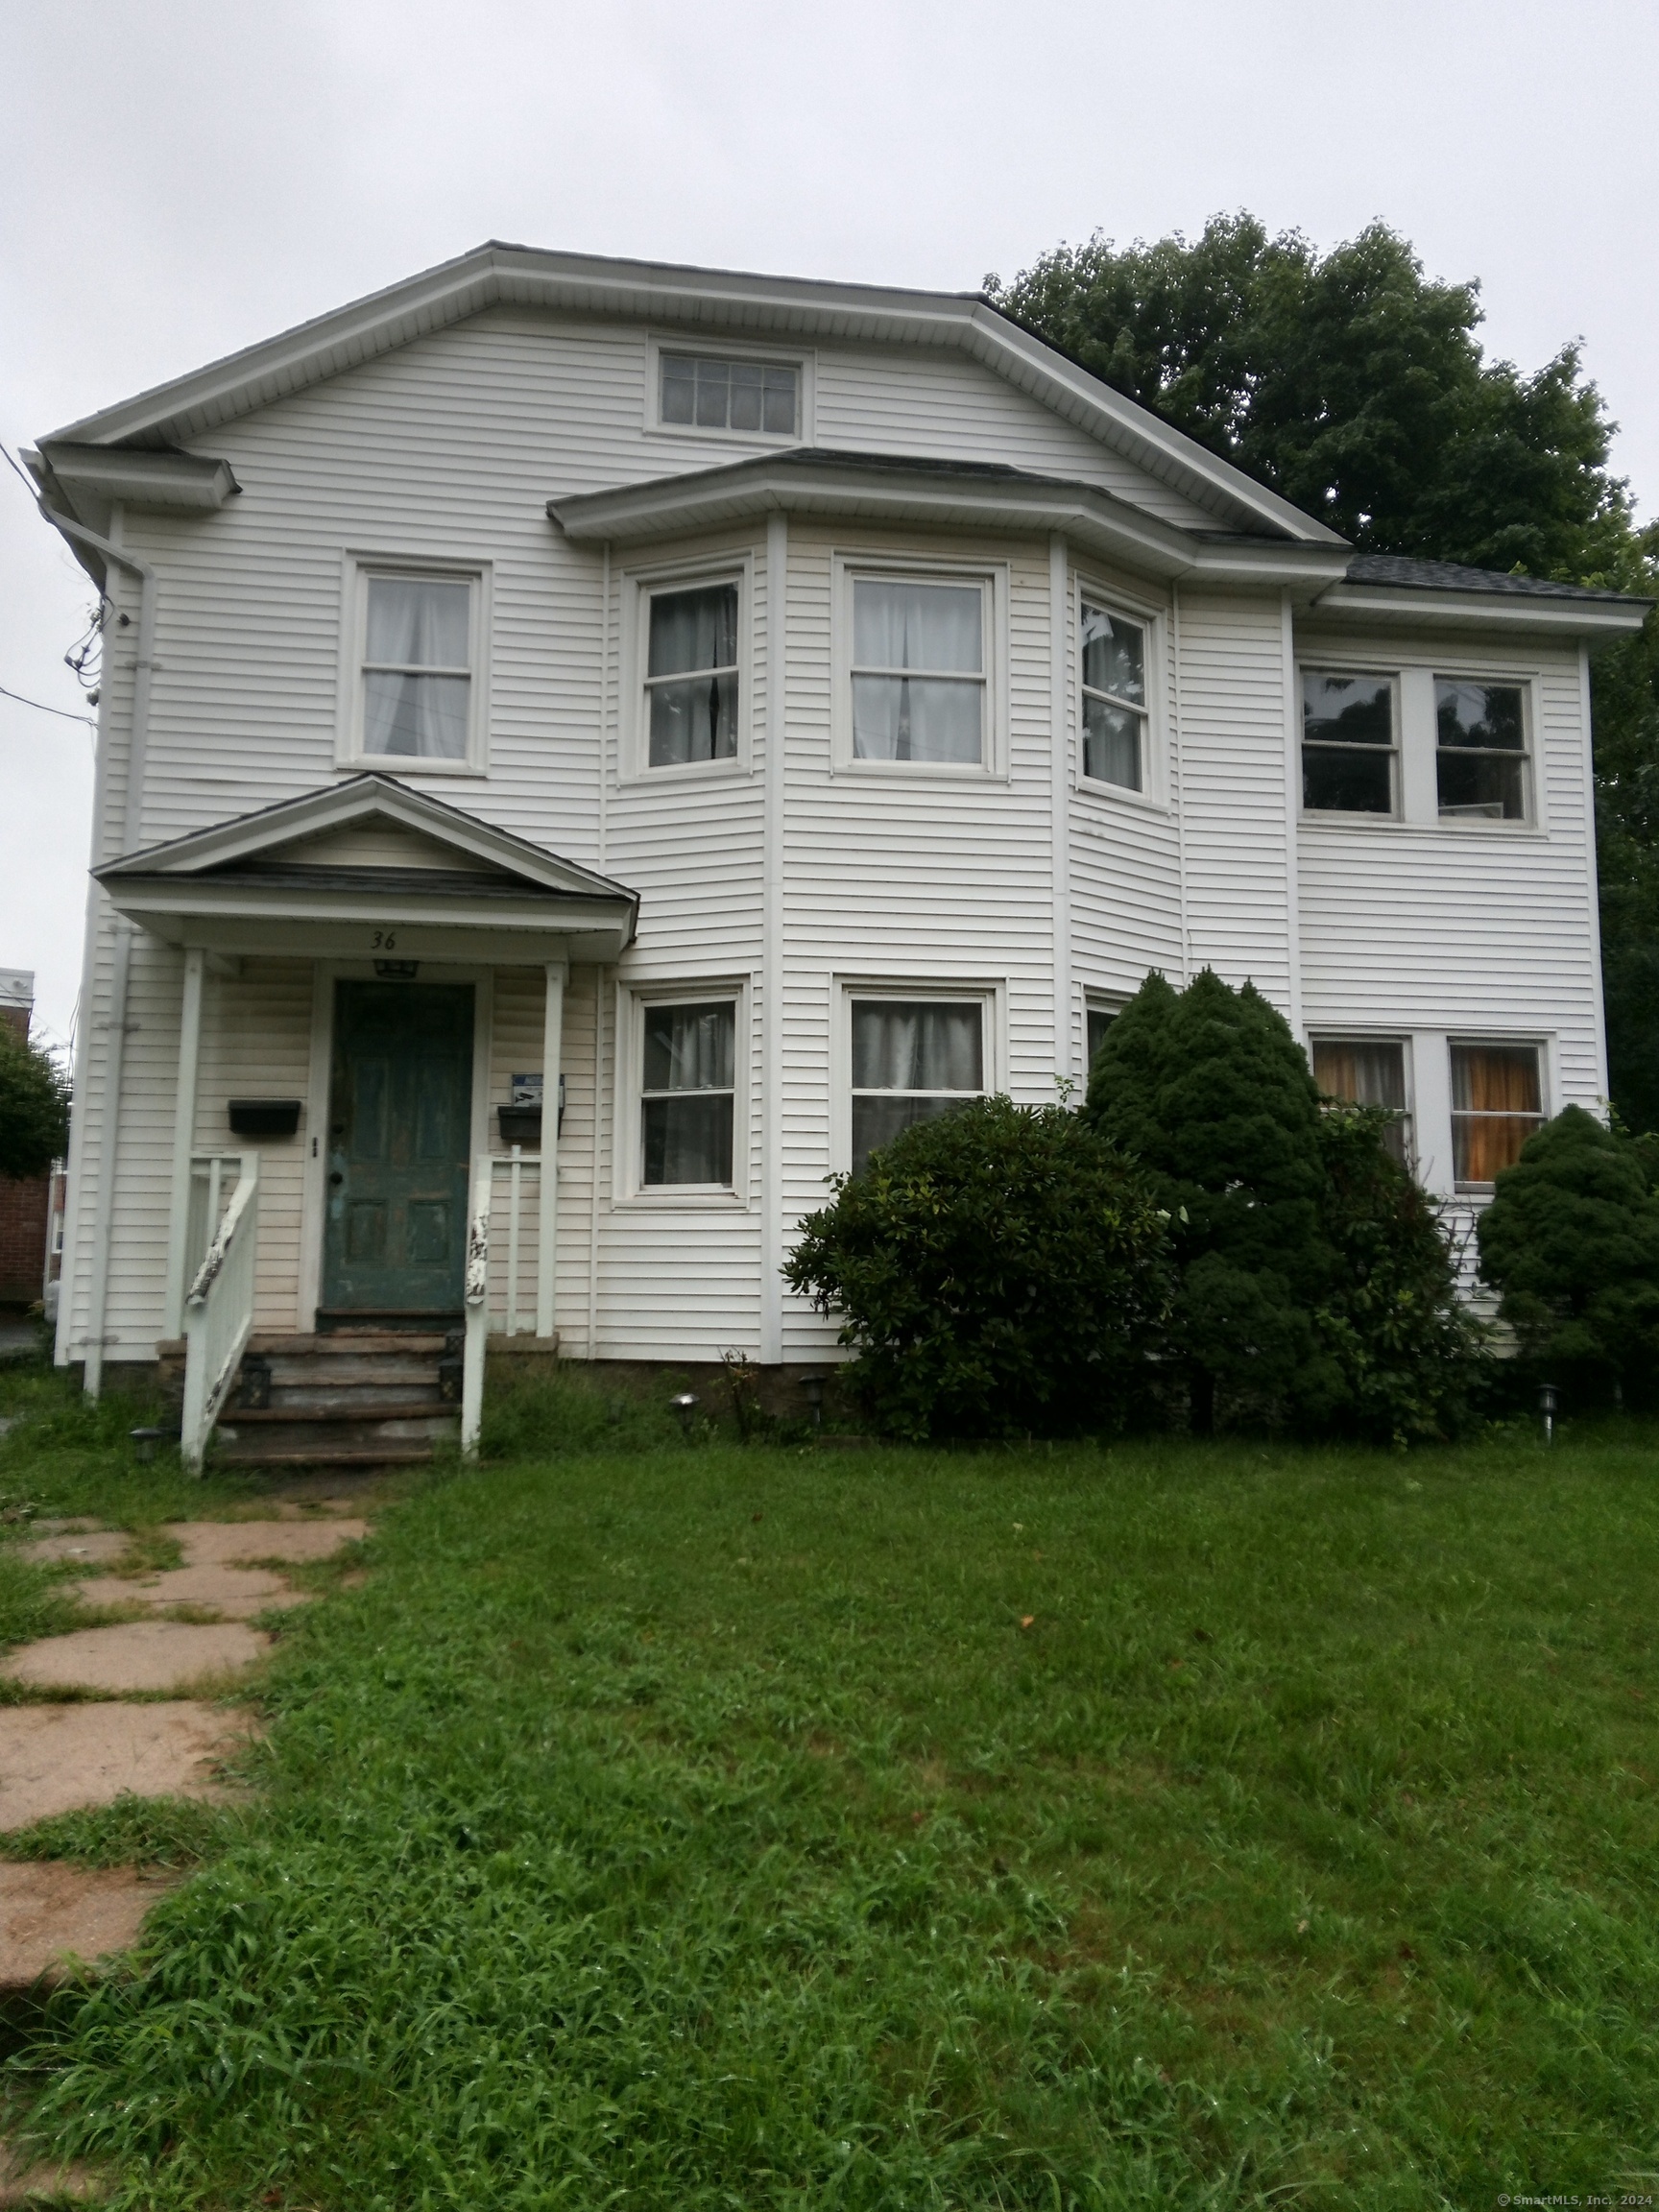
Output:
1538 1382 1559 1446
799 1371 827 1431
130 1427 164 1463
670 1392 698 1441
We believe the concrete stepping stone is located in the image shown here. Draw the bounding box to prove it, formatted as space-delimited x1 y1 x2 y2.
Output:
19 1531 132 1568
165 1518 366 1566
73 1564 310 1620
0 1701 256 1828
0 1623 268 1695
0 2142 106 2205
0 1860 175 1999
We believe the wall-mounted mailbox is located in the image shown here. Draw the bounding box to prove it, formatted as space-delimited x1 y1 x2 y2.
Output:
498 1072 565 1148
228 1098 302 1139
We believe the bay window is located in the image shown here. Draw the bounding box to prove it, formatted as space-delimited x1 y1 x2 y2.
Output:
643 580 740 767
1080 602 1148 790
850 998 985 1171
851 577 987 766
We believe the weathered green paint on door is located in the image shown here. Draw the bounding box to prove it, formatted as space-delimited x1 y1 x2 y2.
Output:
323 981 473 1316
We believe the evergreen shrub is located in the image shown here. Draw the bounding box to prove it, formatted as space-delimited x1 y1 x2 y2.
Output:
1477 1104 1659 1407
1084 970 1481 1440
783 1095 1170 1441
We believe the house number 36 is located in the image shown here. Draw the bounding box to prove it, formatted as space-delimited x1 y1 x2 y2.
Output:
372 930 397 949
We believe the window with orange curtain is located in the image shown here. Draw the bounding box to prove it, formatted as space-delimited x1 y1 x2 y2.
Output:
1311 1039 1410 1166
1451 1044 1544 1186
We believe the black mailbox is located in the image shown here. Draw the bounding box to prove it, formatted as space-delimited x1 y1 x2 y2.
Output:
227 1098 302 1139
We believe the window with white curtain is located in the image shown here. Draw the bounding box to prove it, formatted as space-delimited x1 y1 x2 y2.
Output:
644 581 740 767
849 998 986 1171
358 573 476 762
851 577 987 766
639 999 737 1189
1080 602 1148 790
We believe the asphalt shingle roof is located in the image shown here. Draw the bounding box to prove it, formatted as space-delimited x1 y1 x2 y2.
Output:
1342 553 1643 604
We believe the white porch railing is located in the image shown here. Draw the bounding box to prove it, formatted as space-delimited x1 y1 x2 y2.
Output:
461 1147 554 1457
180 1151 260 1476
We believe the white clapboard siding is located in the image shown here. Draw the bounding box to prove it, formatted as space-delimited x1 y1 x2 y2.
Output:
1176 591 1295 1008
192 957 314 1328
57 293 1611 1372
812 346 1221 527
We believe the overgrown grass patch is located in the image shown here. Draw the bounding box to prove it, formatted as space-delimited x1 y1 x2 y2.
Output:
0 1360 257 1527
8 1425 1659 2207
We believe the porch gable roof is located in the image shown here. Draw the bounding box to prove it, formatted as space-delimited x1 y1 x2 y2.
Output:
95 775 639 961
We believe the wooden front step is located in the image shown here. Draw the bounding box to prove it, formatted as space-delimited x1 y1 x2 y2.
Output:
213 1331 460 1470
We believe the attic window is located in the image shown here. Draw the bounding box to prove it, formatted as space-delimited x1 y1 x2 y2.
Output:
660 353 798 437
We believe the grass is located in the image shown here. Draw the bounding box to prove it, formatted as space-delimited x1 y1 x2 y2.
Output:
0 1392 1648 2210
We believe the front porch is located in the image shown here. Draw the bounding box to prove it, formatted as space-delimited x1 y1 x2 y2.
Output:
73 777 637 1463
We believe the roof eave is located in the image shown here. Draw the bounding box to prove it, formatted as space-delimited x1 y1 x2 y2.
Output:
38 240 1340 543
1308 583 1651 637
549 456 1352 596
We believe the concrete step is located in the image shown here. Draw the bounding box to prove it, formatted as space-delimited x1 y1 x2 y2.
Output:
220 1413 456 1448
230 1399 452 1426
210 1437 441 1469
246 1332 453 1358
260 1353 445 1389
262 1384 448 1412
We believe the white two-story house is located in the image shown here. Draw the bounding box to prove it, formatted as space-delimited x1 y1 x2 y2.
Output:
26 242 1647 1460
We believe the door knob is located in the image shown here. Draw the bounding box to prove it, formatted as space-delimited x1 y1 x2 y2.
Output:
329 1171 344 1186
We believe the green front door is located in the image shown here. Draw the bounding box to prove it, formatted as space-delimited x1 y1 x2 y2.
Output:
323 981 473 1319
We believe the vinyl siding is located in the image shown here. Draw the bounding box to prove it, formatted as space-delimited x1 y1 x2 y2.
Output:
57 299 1608 1371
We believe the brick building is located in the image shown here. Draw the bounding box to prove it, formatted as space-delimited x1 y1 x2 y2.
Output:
0 971 57 1311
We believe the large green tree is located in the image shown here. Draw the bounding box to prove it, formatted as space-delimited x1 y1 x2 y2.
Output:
0 1023 69 1180
990 217 1659 1125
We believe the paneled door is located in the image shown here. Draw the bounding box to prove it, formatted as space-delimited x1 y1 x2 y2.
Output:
322 981 473 1318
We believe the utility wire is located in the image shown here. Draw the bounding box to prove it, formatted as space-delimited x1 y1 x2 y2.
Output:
0 682 96 726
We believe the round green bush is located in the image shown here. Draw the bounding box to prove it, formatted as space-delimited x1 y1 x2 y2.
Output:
783 1095 1170 1441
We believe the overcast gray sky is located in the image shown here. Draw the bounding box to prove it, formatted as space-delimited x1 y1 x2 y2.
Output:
4 0 1656 1046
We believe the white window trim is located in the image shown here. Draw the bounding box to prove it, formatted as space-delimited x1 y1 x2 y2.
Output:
614 975 752 1207
335 552 493 776
1073 574 1168 809
1447 1033 1551 1194
1431 666 1542 833
1295 657 1548 835
831 975 1005 1176
1297 661 1402 824
644 330 814 446
830 554 1009 781
618 551 755 783
1083 991 1128 1072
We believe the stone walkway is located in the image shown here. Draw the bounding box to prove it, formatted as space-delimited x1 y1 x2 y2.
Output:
0 1507 369 1999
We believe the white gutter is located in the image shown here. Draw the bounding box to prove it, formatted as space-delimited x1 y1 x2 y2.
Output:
36 502 157 1398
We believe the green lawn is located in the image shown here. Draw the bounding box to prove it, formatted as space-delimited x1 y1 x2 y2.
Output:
4 1381 1659 2207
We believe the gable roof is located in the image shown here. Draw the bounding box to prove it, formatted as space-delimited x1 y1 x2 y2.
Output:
38 240 1343 547
98 773 636 907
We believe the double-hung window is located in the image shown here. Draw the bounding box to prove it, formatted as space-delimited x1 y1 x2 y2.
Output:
1301 670 1396 815
643 581 740 767
851 578 987 766
1312 1038 1411 1167
1080 602 1148 790
660 353 799 437
850 998 985 1171
1451 1043 1545 1188
640 1000 736 1189
1436 680 1529 821
357 571 478 763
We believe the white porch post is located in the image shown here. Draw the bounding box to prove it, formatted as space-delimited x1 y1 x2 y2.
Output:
162 945 206 1338
536 957 565 1341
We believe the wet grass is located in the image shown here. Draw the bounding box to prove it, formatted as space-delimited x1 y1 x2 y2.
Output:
5 1413 1659 2206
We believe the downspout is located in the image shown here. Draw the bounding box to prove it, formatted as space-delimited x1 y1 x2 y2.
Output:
37 500 157 1398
